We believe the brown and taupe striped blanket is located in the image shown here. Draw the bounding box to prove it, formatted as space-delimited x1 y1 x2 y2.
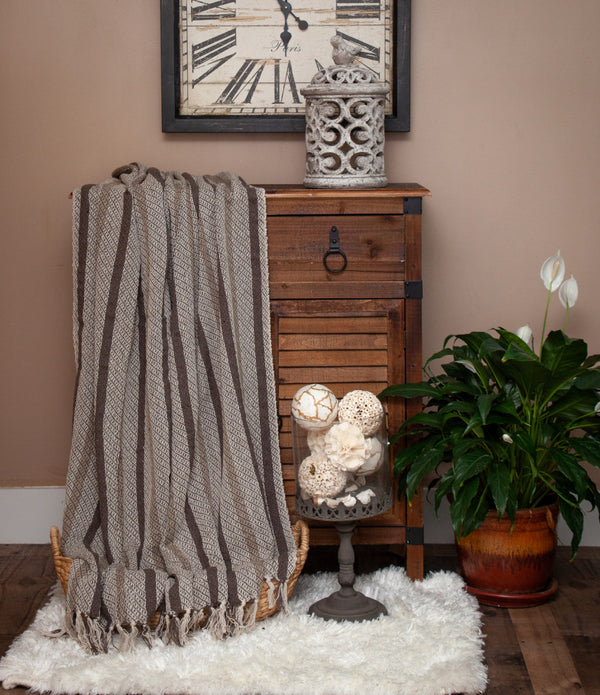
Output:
62 164 296 653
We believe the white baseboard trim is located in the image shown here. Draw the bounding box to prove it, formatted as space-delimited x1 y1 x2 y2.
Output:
0 487 598 546
0 488 65 543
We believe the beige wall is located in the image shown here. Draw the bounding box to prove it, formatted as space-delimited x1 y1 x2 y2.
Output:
1 1 599 488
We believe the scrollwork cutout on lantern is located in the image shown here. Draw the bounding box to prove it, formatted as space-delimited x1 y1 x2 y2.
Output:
301 37 389 189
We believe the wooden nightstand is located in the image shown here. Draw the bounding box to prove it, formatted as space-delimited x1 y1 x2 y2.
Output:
262 184 430 580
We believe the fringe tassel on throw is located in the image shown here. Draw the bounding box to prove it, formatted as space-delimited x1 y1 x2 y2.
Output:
63 595 268 653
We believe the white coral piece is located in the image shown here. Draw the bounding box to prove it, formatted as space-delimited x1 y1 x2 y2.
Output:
356 488 376 505
338 389 384 436
357 436 384 475
297 453 347 498
340 494 357 507
324 421 366 472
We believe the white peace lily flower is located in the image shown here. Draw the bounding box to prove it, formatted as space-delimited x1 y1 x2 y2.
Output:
516 324 533 344
502 433 514 444
595 402 600 415
558 275 579 309
540 250 566 292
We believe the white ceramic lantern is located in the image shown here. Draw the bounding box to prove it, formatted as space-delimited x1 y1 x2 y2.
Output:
301 37 389 189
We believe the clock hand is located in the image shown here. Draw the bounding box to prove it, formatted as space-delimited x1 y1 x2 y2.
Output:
276 0 292 55
280 28 292 55
276 0 309 55
290 11 308 30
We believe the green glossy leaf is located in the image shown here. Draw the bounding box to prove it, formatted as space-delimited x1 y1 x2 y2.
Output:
547 390 599 421
478 336 506 359
434 472 455 513
393 437 439 474
423 347 454 370
495 328 538 360
453 331 495 353
453 450 491 486
512 432 536 459
401 412 444 430
550 448 588 498
503 341 540 363
569 436 600 468
574 369 600 390
582 354 600 369
449 477 481 536
487 460 510 516
541 330 588 376
477 393 496 424
582 477 600 511
441 360 483 386
405 440 447 500
505 487 518 525
500 352 550 394
559 497 584 558
459 492 491 537
379 383 439 399
395 466 409 501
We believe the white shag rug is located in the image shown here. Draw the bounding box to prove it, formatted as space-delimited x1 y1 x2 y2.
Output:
0 567 487 695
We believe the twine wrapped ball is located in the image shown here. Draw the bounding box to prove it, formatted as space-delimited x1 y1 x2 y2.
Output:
337 389 384 436
291 383 338 430
324 421 366 472
297 453 348 499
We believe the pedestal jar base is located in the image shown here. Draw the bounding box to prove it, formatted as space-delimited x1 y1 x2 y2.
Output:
309 587 387 621
307 519 388 622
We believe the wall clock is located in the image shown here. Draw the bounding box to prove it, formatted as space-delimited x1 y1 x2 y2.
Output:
160 0 410 132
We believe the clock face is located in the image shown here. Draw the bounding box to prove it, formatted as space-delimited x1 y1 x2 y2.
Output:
178 0 394 117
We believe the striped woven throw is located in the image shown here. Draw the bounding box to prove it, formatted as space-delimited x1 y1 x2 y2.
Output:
62 163 296 653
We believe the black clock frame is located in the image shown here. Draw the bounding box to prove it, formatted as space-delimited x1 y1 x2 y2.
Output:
160 0 411 133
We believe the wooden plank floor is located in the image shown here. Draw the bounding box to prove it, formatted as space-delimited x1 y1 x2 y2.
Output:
1 543 598 694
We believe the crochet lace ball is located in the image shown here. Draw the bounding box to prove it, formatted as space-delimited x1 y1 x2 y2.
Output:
297 453 348 498
337 389 384 436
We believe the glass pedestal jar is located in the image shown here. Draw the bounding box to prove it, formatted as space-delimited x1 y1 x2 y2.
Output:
291 384 393 621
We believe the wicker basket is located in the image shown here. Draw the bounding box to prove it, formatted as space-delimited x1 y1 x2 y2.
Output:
50 518 309 628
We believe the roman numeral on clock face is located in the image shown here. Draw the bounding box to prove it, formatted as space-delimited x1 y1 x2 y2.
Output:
191 29 236 86
274 60 300 104
335 0 380 20
191 0 236 20
217 59 267 104
217 59 300 105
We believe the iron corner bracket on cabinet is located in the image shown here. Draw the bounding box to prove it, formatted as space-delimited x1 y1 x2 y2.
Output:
406 526 424 545
403 197 423 215
404 280 423 300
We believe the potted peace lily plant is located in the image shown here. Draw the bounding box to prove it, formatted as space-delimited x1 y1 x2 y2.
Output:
381 251 600 607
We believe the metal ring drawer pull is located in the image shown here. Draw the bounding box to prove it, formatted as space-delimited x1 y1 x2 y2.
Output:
323 225 347 274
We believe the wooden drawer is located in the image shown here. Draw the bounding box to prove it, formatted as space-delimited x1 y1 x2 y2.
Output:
267 214 405 300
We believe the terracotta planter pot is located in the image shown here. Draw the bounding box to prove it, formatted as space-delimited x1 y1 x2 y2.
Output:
456 504 559 608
